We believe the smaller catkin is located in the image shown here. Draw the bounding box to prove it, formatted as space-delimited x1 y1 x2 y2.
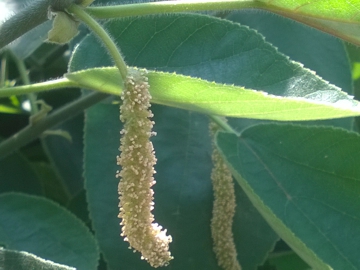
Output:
210 121 241 270
116 68 173 268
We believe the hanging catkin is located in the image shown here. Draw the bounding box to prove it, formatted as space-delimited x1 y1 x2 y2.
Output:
116 68 173 268
210 121 241 270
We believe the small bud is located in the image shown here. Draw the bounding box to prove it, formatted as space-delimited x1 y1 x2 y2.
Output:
47 11 79 44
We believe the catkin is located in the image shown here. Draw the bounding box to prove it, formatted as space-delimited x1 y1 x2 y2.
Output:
116 68 173 268
210 121 241 270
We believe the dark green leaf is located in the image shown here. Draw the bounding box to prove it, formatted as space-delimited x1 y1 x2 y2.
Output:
0 193 99 270
0 247 75 270
71 12 355 269
42 113 85 197
266 251 310 270
233 182 279 269
67 189 91 227
69 14 346 105
227 9 353 130
216 124 360 269
10 21 52 60
0 149 42 195
72 12 306 270
31 162 70 205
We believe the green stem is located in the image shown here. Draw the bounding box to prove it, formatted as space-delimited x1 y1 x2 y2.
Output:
67 4 128 81
0 54 7 87
7 50 38 114
8 51 30 85
209 115 237 134
86 0 267 19
0 78 78 98
0 91 108 159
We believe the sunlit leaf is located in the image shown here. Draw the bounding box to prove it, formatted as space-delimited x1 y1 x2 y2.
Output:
257 0 360 45
67 68 360 121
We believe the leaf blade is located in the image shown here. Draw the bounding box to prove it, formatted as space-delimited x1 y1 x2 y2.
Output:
68 13 357 121
66 68 360 121
0 248 76 270
258 0 360 45
216 124 360 269
0 193 99 270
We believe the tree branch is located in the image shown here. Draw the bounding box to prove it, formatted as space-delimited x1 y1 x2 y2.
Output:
0 91 108 159
0 0 78 50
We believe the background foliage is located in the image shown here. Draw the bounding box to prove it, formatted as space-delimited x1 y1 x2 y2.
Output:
1 0 360 269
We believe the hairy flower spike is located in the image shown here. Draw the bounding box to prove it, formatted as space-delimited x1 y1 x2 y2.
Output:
210 121 241 270
116 68 173 268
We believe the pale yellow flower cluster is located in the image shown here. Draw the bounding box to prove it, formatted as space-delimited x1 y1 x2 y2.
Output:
210 122 241 270
116 69 172 268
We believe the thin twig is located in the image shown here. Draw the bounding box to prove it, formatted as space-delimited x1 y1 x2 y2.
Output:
0 91 108 159
67 4 128 81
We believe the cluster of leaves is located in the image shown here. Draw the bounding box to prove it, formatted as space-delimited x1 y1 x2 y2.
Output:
1 0 360 270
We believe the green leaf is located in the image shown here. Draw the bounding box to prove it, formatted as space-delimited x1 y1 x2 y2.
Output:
295 18 360 47
0 149 42 195
227 9 353 130
258 0 357 22
0 193 99 270
232 181 279 269
68 13 320 88
266 251 311 270
9 21 53 60
42 113 85 197
228 9 352 97
67 68 360 121
31 162 70 205
216 124 360 269
256 0 360 46
83 103 278 269
68 14 357 121
73 12 354 269
0 247 75 270
67 189 91 226
0 104 22 114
